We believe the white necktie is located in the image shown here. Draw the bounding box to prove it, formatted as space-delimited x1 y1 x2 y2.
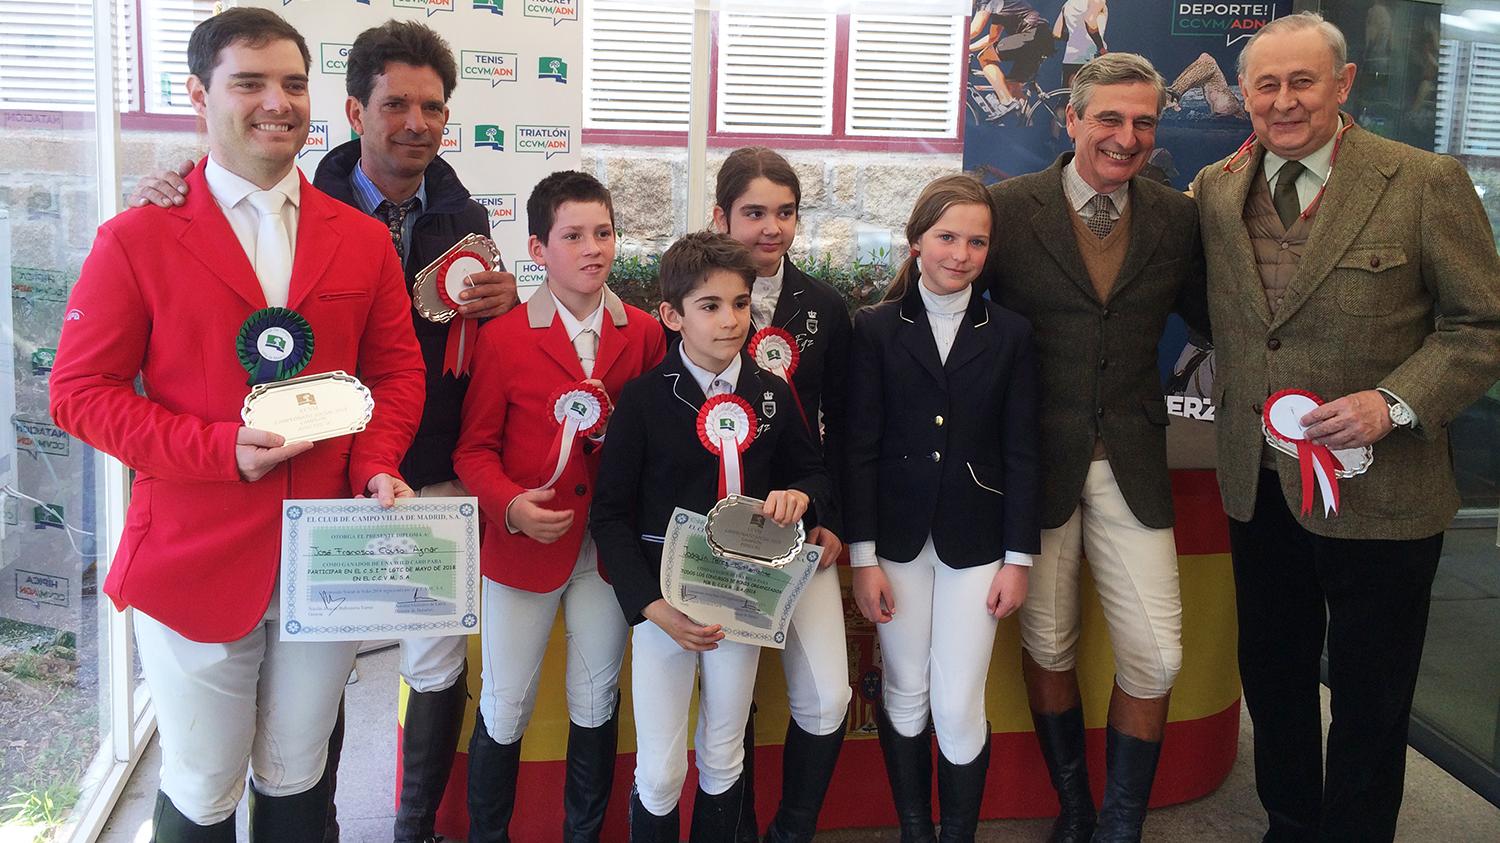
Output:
248 190 292 307
574 328 598 377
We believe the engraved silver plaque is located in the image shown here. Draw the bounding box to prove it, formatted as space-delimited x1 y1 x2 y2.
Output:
704 494 806 569
241 370 374 444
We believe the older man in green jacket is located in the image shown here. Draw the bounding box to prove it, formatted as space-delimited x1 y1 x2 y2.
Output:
1192 12 1500 841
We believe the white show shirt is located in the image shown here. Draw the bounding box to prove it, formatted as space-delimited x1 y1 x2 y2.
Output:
751 259 786 330
204 155 300 307
682 348 742 398
551 288 606 376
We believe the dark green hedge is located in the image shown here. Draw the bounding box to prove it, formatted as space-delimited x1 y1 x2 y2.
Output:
609 250 893 316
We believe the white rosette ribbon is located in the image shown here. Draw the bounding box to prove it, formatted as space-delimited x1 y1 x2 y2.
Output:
1263 389 1350 517
529 382 610 491
697 394 757 499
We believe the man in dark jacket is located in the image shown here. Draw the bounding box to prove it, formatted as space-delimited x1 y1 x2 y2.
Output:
131 20 517 843
980 52 1207 843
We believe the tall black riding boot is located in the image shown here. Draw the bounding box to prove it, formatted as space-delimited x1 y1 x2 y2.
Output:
1032 707 1096 843
734 704 759 842
563 693 620 842
765 715 846 843
466 710 522 843
689 776 745 843
1091 726 1162 843
395 663 469 843
248 761 334 843
876 706 936 843
324 697 345 843
629 786 680 843
150 791 235 843
936 737 990 843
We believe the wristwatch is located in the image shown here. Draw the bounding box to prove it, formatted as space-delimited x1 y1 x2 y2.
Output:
1380 390 1415 428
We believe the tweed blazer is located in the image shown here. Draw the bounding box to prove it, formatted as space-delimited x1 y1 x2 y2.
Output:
1192 120 1500 539
981 154 1208 530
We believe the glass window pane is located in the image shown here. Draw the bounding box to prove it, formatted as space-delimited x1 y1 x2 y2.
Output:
1324 0 1500 797
0 11 118 843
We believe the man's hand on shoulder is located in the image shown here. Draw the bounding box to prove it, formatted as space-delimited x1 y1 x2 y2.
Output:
458 270 518 320
128 159 195 208
1300 389 1394 449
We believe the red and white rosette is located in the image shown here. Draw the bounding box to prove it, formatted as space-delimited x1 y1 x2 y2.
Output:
1263 389 1346 517
747 326 808 428
529 381 612 491
697 394 758 499
434 248 489 377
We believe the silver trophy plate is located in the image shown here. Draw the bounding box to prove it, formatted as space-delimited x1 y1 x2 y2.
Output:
705 494 806 569
412 233 501 323
242 370 374 444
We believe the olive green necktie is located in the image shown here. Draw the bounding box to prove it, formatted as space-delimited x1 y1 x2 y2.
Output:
1273 161 1306 230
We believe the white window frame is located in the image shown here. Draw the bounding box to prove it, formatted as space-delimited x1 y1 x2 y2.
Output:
715 10 837 136
580 3 965 142
583 0 695 132
0 0 214 116
844 13 963 139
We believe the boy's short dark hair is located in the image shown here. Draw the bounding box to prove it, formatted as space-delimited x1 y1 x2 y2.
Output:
188 8 310 89
526 171 615 243
658 232 757 311
346 20 458 105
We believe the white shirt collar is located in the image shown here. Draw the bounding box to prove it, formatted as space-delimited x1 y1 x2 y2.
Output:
204 154 300 211
1263 116 1343 186
756 257 786 287
680 346 742 397
751 257 787 327
918 280 972 316
549 287 605 341
1063 157 1129 216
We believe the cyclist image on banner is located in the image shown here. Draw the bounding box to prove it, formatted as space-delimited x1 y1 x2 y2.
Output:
963 0 1288 189
968 1 1059 125
1055 0 1109 88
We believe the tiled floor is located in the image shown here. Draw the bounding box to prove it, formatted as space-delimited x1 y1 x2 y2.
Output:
96 641 1500 842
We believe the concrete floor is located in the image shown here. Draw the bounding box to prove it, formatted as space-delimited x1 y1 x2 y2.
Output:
95 644 1500 843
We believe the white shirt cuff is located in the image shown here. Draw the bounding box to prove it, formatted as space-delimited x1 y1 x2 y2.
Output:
1375 387 1417 428
850 541 879 568
1003 551 1035 568
503 494 522 534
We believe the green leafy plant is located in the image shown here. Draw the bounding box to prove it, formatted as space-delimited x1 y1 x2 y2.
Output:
1 778 80 829
608 253 662 313
801 247 893 313
608 249 893 315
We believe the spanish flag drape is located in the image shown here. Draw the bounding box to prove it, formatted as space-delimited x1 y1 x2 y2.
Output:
397 470 1239 840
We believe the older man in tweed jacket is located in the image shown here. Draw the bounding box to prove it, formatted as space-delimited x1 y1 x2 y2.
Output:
1192 13 1500 842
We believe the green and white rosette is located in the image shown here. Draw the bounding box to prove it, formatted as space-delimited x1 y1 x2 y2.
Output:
238 307 314 385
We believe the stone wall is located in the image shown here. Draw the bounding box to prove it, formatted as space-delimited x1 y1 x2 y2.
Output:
0 124 963 276
0 124 204 277
583 144 963 264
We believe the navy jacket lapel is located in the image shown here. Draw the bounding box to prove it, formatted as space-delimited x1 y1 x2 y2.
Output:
944 293 992 374
769 258 806 330
897 286 947 385
663 345 707 415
